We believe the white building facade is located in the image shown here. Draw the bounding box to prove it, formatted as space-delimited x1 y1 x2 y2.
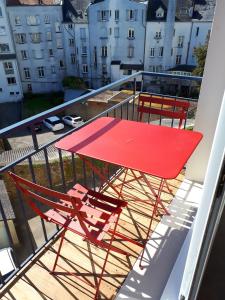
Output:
0 0 215 103
0 0 23 103
7 2 66 94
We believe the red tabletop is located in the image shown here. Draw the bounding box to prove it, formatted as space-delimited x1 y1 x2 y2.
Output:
55 117 203 179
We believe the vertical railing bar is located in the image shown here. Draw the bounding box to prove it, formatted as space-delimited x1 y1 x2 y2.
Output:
28 157 48 242
43 148 53 188
30 127 39 150
58 149 66 193
132 78 136 121
126 101 129 120
120 104 123 119
113 108 116 118
92 170 96 191
11 166 36 254
71 153 77 185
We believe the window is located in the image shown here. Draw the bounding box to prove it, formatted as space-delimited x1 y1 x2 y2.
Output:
24 67 30 79
10 92 14 95
7 77 16 85
150 48 155 57
159 47 164 57
21 50 28 59
46 31 52 41
114 27 119 38
71 53 76 64
115 10 119 21
93 46 97 66
0 43 9 53
55 22 61 32
27 84 32 92
196 26 199 37
15 16 21 25
32 49 44 59
56 38 62 48
101 46 107 57
44 15 50 24
128 28 135 39
51 65 56 74
82 64 88 73
30 33 41 43
156 7 164 18
37 66 45 78
155 31 162 39
59 60 64 68
0 7 2 17
0 26 6 35
176 55 182 65
127 10 137 21
68 24 73 29
69 39 74 47
102 64 107 75
27 15 40 25
80 28 86 39
49 49 53 57
15 33 26 44
123 69 132 75
4 62 14 75
128 46 134 58
82 46 87 55
178 35 184 48
171 48 173 56
98 10 109 21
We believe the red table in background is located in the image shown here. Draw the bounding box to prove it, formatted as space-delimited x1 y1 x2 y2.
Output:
55 117 203 263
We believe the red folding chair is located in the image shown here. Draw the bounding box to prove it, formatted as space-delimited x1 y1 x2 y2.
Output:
137 93 190 129
8 172 130 300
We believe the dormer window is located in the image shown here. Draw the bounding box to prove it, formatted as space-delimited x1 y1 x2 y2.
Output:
156 7 164 18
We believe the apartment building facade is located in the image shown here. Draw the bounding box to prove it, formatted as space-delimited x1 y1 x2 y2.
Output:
0 0 215 102
0 0 23 103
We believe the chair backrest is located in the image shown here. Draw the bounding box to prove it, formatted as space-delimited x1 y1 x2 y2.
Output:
137 93 190 129
8 172 91 237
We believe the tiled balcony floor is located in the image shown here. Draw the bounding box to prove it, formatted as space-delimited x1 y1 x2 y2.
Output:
1 170 191 300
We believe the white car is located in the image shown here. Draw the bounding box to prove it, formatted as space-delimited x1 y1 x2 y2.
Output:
43 116 64 132
62 115 84 128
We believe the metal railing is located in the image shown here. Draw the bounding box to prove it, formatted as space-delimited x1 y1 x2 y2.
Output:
0 71 202 289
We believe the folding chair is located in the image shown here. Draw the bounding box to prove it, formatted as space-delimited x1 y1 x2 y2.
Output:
137 93 190 129
8 172 130 300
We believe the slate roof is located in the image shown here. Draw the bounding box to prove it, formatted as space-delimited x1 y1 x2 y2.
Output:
63 0 91 23
6 0 58 5
147 0 216 22
120 64 144 70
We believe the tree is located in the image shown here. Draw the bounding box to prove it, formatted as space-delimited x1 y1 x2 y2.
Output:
192 44 208 77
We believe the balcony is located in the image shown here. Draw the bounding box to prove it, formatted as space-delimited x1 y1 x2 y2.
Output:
1 46 225 300
0 71 203 299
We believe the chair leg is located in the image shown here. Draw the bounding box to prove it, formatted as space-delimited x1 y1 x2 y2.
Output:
94 216 120 300
51 229 66 274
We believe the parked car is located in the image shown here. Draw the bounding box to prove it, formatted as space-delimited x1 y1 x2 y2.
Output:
62 115 84 128
43 116 64 132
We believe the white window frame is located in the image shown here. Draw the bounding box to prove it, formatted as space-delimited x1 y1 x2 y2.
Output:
115 10 119 21
178 35 184 48
159 46 164 57
0 7 2 17
128 46 134 58
46 31 52 41
44 15 50 24
176 55 182 65
82 64 88 73
128 28 135 39
21 50 28 60
27 15 40 26
55 22 61 32
15 16 21 25
0 43 10 53
48 49 54 57
155 31 162 39
15 33 26 44
59 60 65 68
56 38 63 48
114 27 119 38
69 38 74 47
51 65 56 74
37 66 45 78
4 62 14 75
24 67 30 79
30 33 41 43
101 46 107 57
71 53 76 64
0 26 6 35
7 77 16 85
150 47 155 57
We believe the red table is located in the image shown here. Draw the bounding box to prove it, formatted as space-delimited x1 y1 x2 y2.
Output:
55 117 202 264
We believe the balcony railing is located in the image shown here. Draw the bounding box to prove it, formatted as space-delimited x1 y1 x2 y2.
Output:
0 71 202 291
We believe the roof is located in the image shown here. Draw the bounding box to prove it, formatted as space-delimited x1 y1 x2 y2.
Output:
0 180 15 221
120 64 144 70
63 0 91 23
168 64 196 72
147 0 216 22
6 0 59 5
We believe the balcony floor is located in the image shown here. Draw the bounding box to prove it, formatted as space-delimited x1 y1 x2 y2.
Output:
1 170 198 300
